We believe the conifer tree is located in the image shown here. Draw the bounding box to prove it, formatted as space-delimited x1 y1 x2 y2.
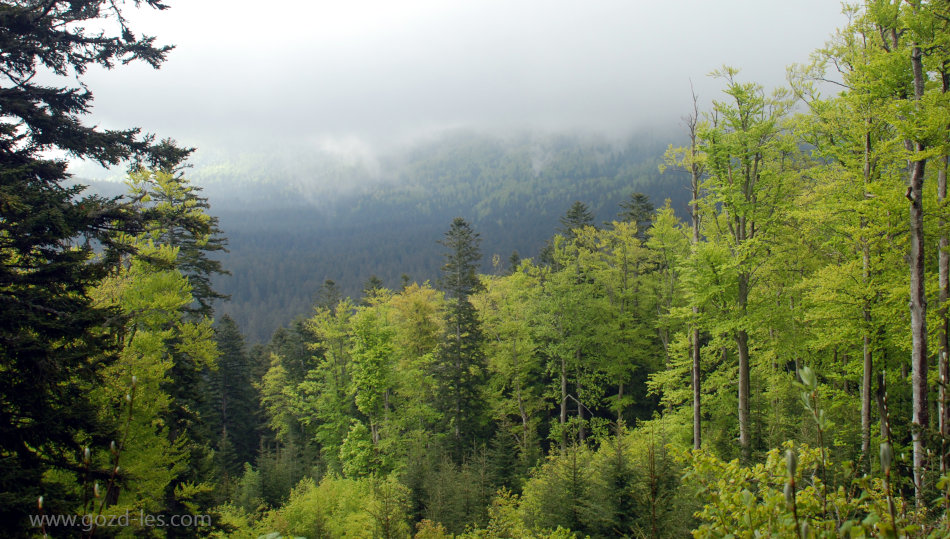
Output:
129 143 230 319
211 315 258 479
0 0 179 530
436 217 487 457
559 201 595 239
618 192 655 241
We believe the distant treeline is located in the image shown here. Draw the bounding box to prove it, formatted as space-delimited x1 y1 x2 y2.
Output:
194 131 690 342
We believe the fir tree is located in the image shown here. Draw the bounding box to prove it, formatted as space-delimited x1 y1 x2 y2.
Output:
0 0 179 530
130 141 230 319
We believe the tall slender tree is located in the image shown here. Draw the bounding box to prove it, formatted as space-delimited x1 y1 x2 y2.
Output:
698 68 795 461
559 201 596 239
436 217 487 457
210 315 258 480
618 192 655 241
661 87 707 450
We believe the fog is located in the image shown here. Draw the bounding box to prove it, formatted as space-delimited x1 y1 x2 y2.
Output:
74 0 848 166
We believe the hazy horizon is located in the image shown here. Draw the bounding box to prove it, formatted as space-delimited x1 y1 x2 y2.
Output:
61 0 848 181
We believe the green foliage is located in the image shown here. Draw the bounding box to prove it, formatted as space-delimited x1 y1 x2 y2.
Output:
249 474 410 539
42 234 217 535
684 441 943 537
520 423 691 539
127 166 230 318
14 1 950 536
233 463 264 515
0 0 181 529
208 315 259 484
437 218 489 455
340 422 375 479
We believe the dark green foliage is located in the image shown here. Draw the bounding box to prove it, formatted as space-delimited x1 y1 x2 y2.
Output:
0 160 124 530
315 279 342 309
209 316 260 479
421 449 495 534
558 200 595 238
618 191 654 240
362 274 385 303
507 251 521 274
437 218 488 456
0 0 177 531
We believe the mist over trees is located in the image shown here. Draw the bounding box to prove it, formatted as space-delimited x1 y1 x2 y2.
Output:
6 1 950 538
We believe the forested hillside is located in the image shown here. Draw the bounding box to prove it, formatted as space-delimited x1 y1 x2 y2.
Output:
6 1 950 538
84 130 687 342
213 131 687 342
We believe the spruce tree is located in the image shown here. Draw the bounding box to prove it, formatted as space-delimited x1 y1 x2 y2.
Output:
618 192 654 241
558 201 595 239
210 316 259 480
436 217 487 458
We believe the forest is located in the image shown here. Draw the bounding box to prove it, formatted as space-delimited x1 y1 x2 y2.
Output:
3 1 950 538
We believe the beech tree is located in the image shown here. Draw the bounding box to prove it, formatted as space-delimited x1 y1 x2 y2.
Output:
696 68 796 460
661 90 707 450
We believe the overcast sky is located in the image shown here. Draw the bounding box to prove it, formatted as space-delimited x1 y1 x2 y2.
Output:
78 0 848 158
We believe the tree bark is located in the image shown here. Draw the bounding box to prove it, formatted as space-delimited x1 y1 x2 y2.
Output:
862 126 873 471
737 274 751 462
907 43 929 506
689 90 703 451
576 351 585 443
938 64 949 474
560 354 567 452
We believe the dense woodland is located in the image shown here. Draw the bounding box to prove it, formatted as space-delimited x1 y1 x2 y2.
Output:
84 130 688 343
5 1 950 538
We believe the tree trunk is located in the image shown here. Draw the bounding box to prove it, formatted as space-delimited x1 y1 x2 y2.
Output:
692 325 701 450
737 273 751 462
907 44 929 505
576 351 585 443
862 127 873 471
938 64 949 474
560 355 567 452
689 92 703 451
617 381 624 426
862 332 872 464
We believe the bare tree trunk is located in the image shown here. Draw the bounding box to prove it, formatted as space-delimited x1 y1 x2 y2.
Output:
862 127 873 471
938 64 949 474
862 325 873 466
737 274 751 462
576 351 585 443
617 381 624 426
688 88 703 451
560 355 567 452
513 341 531 457
692 326 701 450
907 43 929 506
